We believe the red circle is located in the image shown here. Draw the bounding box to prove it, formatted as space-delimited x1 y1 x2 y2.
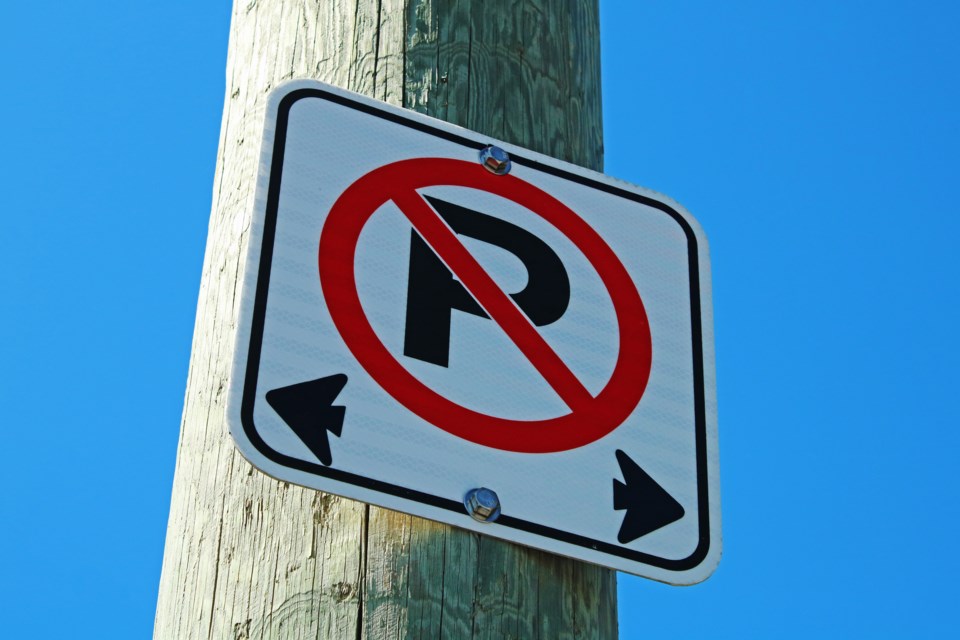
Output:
319 158 652 453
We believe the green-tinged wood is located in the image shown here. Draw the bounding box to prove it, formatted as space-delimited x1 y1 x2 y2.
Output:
154 1 614 638
405 0 603 169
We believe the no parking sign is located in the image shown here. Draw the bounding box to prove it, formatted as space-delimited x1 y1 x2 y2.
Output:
227 80 720 584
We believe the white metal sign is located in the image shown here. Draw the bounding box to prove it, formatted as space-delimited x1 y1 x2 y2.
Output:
227 79 720 584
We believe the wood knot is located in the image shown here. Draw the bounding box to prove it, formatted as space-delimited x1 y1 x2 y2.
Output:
313 493 336 522
332 581 353 602
233 618 252 639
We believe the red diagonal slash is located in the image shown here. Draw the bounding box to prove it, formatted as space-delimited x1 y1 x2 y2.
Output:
391 188 595 413
319 158 651 453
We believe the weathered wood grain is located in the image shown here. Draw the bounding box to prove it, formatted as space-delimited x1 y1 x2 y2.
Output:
154 1 614 638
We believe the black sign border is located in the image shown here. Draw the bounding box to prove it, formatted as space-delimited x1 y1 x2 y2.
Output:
240 87 712 574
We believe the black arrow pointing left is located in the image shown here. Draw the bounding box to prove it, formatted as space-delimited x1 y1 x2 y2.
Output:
266 374 348 466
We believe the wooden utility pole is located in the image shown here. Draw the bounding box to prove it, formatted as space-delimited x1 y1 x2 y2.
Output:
155 1 614 638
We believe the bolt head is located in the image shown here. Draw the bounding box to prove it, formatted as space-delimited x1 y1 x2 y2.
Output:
479 145 512 175
464 487 502 522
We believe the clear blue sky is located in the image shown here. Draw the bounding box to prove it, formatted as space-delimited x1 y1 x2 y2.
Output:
1 1 957 637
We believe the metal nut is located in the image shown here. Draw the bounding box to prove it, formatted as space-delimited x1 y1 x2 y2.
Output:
479 145 512 175
464 487 502 522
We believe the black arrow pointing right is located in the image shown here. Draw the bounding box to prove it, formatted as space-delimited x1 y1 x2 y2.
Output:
266 374 348 466
613 449 685 544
